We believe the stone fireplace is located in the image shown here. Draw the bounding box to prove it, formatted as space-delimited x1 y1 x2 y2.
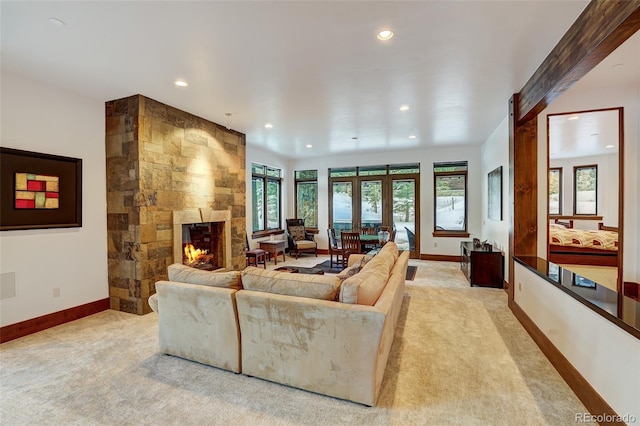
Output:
105 95 246 315
173 208 232 270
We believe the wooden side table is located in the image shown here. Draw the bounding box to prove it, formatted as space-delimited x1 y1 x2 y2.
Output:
259 240 286 265
460 241 504 288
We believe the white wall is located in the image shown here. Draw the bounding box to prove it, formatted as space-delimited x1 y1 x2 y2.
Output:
287 145 482 257
480 117 510 281
537 84 639 282
550 153 619 228
0 70 108 327
514 263 640 421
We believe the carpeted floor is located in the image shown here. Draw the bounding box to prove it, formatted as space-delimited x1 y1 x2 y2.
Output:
0 258 594 425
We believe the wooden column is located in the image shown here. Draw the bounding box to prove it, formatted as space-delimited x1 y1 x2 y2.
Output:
508 94 538 303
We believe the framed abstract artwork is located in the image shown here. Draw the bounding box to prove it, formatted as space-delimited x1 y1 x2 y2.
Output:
488 166 502 221
0 147 82 231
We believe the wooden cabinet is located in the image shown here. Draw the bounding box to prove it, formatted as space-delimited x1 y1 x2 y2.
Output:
460 242 504 288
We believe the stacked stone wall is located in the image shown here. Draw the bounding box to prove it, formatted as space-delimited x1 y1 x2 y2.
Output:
106 95 246 314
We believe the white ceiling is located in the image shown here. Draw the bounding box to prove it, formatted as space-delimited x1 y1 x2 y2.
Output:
0 1 599 159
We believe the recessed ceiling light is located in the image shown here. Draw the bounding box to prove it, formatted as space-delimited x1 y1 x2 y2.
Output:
265 123 273 129
305 144 313 149
377 29 394 41
612 63 624 69
605 144 615 149
48 17 66 27
590 133 599 137
174 80 188 87
351 136 358 140
408 135 416 139
399 105 410 112
567 116 579 121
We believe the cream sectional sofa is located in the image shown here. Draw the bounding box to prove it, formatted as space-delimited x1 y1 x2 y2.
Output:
149 242 409 406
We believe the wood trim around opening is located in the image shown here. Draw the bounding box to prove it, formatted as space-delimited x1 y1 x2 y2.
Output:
0 298 110 343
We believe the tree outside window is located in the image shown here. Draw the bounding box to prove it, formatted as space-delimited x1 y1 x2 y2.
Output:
433 162 468 234
252 163 282 234
574 165 597 215
295 170 318 228
549 168 562 215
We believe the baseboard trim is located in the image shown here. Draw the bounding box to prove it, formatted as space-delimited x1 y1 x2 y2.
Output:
420 254 461 262
508 299 622 424
0 298 110 344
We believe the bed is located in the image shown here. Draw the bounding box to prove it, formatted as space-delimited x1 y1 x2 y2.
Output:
548 221 619 267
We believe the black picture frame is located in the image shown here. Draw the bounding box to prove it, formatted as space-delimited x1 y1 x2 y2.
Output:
488 166 502 221
0 147 82 231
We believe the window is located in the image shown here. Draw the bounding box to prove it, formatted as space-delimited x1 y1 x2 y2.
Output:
549 167 562 215
433 162 468 236
251 163 281 234
574 165 597 215
294 170 318 229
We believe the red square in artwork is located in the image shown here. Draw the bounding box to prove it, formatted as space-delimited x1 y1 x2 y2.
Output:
27 180 46 191
46 192 59 198
16 199 35 209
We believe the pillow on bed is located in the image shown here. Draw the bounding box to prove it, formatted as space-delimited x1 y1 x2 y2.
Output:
550 223 566 229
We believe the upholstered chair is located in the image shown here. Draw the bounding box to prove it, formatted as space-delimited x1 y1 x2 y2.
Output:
285 219 318 258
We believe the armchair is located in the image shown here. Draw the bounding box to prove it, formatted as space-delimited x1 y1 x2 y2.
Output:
285 219 318 259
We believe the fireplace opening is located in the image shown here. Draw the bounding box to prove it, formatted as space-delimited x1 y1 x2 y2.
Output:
182 222 224 270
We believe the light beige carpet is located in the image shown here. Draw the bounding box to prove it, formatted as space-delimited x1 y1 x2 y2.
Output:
0 258 594 425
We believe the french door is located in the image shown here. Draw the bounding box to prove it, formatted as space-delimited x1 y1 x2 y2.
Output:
329 167 419 258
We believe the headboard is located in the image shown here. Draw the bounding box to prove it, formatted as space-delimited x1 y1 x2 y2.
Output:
598 222 618 232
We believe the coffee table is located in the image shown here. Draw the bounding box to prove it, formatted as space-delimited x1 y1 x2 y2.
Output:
274 266 324 275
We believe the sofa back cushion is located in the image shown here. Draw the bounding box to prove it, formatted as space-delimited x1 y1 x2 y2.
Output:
241 267 341 301
339 266 389 305
167 263 242 290
339 242 400 305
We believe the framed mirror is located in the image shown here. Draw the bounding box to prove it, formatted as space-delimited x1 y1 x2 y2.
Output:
547 107 630 323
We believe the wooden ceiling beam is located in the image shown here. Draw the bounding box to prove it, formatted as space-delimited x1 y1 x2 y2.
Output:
517 0 640 123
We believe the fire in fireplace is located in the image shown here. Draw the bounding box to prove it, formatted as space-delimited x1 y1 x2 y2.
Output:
173 208 232 271
181 222 224 270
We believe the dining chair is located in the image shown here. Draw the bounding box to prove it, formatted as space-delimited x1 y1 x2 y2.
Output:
405 227 415 251
327 228 343 268
360 227 377 251
340 231 362 268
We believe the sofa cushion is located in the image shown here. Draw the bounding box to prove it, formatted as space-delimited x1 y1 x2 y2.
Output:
336 263 360 282
379 241 399 261
339 266 389 306
167 263 242 290
241 267 341 301
294 240 316 249
288 225 306 241
148 293 159 313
